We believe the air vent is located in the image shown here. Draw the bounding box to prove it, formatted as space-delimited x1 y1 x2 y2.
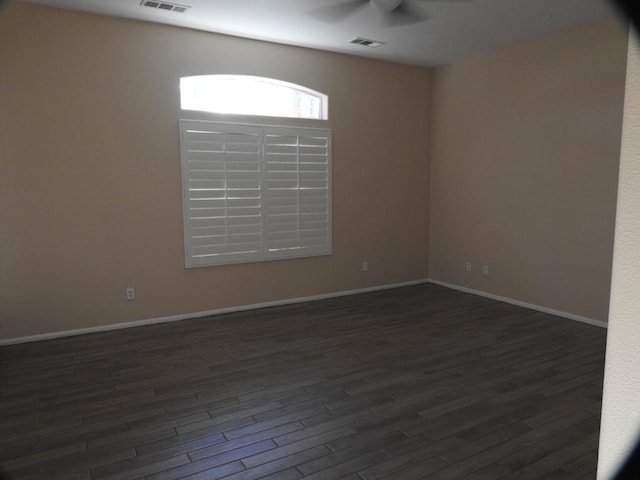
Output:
349 37 385 48
140 0 190 13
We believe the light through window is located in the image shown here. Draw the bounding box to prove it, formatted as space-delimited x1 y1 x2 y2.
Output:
180 75 328 120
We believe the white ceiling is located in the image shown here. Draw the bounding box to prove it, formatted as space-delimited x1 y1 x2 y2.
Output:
18 0 617 66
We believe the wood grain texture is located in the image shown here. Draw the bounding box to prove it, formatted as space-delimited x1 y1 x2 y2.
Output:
0 284 605 479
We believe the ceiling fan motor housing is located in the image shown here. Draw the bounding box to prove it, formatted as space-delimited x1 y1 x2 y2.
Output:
371 0 403 13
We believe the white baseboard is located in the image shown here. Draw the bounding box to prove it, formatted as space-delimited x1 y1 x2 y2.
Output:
427 279 608 329
1 277 606 346
0 279 430 346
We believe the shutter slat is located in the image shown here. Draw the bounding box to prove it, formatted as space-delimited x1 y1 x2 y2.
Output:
265 154 299 163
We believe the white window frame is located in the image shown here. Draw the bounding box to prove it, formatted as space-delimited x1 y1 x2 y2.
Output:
180 119 332 268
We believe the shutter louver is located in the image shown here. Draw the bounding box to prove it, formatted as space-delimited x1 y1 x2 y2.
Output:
180 120 331 268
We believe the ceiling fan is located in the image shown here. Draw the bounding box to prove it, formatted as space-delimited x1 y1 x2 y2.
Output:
308 0 469 27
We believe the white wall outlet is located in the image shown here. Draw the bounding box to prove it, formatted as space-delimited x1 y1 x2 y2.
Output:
126 287 135 300
465 261 472 272
482 265 489 276
362 261 369 272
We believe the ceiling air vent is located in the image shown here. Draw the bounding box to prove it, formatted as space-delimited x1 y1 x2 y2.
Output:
349 37 385 48
140 0 190 13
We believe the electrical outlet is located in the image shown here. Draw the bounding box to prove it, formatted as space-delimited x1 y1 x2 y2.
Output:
362 261 369 272
126 287 135 301
482 265 489 276
465 262 472 272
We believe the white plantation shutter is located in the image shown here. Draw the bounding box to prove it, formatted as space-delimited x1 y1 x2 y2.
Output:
264 127 331 259
180 121 263 267
180 120 331 267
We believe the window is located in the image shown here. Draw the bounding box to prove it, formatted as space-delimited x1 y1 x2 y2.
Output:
180 120 331 267
180 75 328 120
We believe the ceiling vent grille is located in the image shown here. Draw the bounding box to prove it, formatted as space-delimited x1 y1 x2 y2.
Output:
140 1 190 13
349 37 385 48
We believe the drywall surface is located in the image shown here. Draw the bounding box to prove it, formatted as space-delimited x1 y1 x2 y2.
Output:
598 33 640 479
429 18 627 322
0 2 431 339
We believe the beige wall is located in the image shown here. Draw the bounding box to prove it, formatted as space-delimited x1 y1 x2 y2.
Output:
429 18 627 322
0 3 628 341
598 32 640 479
0 2 431 340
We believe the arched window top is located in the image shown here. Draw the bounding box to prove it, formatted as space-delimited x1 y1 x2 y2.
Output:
180 75 328 120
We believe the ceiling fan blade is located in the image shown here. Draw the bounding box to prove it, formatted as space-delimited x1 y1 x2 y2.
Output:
381 2 429 26
307 0 369 23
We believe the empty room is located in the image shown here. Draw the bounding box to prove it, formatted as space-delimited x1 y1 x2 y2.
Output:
2 0 640 479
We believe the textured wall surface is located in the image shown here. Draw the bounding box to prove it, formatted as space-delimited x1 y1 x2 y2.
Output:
598 33 640 479
0 2 431 340
0 2 628 342
429 18 627 322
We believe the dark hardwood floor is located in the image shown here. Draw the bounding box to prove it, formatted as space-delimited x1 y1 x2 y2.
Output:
0 284 606 480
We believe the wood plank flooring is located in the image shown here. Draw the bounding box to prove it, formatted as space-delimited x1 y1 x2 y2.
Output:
0 284 606 479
